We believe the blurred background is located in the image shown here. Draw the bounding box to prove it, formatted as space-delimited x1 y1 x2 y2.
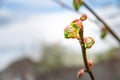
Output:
0 0 120 80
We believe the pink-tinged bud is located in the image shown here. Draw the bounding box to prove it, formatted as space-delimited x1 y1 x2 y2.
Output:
88 60 93 68
75 0 80 4
102 26 107 31
72 19 80 23
84 37 95 49
77 69 84 79
64 25 69 31
72 19 83 30
80 14 87 21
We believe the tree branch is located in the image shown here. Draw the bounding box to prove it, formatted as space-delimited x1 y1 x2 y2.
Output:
52 0 99 25
52 0 120 44
83 1 120 44
79 29 95 80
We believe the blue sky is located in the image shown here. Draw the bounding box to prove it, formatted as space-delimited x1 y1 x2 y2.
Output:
0 0 119 14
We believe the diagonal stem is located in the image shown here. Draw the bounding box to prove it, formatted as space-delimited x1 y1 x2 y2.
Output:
83 1 120 44
52 0 99 25
52 0 120 44
79 29 95 80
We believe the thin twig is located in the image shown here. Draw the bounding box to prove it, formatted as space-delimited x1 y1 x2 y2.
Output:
79 29 95 80
83 1 120 44
52 0 120 44
52 0 100 26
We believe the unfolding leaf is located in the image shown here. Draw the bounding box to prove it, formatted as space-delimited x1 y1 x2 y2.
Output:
84 37 95 49
73 0 83 11
64 23 80 40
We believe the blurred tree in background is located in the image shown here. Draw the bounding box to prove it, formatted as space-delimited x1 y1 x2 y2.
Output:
35 43 65 73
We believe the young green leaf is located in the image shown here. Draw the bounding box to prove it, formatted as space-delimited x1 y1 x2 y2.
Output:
100 27 108 39
100 31 107 39
64 24 80 40
73 0 83 11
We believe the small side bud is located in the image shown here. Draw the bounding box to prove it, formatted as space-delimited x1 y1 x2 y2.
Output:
80 13 87 21
100 27 108 39
88 60 93 68
77 69 84 79
84 37 95 49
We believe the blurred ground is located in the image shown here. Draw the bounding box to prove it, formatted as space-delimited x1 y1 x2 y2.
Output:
0 45 120 80
36 48 120 80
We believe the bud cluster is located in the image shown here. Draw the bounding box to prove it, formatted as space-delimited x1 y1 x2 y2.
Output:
64 14 95 79
64 14 87 40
